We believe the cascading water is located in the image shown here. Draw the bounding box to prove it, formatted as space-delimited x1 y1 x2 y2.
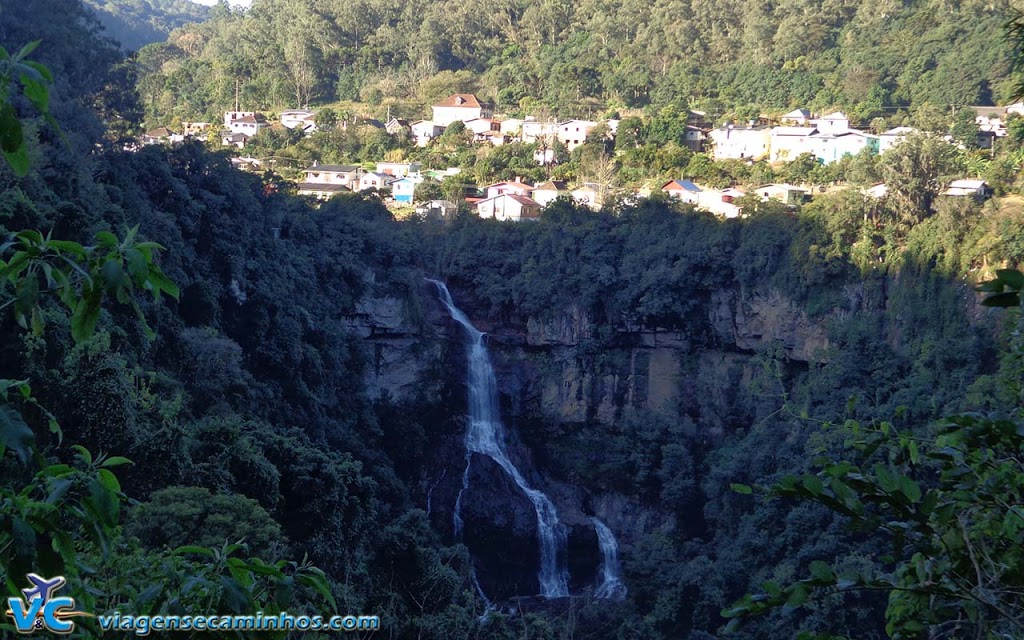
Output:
428 279 570 598
591 518 627 600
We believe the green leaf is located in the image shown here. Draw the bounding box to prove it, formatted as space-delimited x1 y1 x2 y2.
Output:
897 476 921 503
100 258 125 290
802 475 823 496
47 240 86 255
2 145 30 177
174 545 215 557
146 266 180 300
297 571 337 610
15 40 41 61
0 104 24 153
20 77 49 113
0 403 35 464
784 584 809 611
70 288 102 343
96 468 121 494
730 483 753 495
219 576 250 613
996 268 1024 290
808 560 834 583
23 61 53 83
94 231 119 249
982 292 1020 307
71 445 93 464
125 247 148 278
100 456 133 468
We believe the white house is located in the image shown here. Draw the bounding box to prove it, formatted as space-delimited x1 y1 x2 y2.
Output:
521 119 559 144
557 119 599 151
485 180 534 200
770 126 818 161
410 120 444 147
661 179 703 204
385 118 410 135
878 126 916 154
297 183 350 200
757 184 810 205
476 193 542 221
499 119 525 138
226 113 267 136
780 108 811 125
142 127 175 145
416 200 458 219
709 125 770 160
811 111 850 134
280 110 317 130
811 130 879 164
302 164 362 189
376 162 421 177
464 118 496 135
698 187 744 218
973 103 1024 137
224 111 254 128
531 180 570 207
221 132 251 149
358 172 391 192
942 179 990 199
571 184 601 209
431 94 491 127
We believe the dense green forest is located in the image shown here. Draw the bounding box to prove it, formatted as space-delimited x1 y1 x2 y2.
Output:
135 0 1018 124
3 1 1024 639
84 0 210 52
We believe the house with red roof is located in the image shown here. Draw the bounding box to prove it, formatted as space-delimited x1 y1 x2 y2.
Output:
485 180 535 200
432 94 493 127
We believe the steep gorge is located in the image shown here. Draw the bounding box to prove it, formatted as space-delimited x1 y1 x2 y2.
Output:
342 270 970 604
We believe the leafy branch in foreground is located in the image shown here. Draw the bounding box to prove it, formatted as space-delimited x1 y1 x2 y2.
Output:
0 226 180 343
0 40 60 176
726 416 1024 639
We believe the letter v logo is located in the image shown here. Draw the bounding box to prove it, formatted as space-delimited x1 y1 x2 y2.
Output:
8 597 43 633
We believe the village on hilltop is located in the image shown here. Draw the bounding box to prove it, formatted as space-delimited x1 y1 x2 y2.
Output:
138 93 1008 221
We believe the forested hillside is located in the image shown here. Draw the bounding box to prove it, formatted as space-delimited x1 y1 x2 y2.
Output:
137 0 1018 123
3 1 1024 639
84 0 209 51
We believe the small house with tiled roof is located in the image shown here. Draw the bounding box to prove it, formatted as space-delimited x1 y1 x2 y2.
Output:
531 180 569 207
302 164 362 189
476 193 541 222
485 180 535 200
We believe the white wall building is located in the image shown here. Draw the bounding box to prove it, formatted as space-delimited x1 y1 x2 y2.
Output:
709 125 771 160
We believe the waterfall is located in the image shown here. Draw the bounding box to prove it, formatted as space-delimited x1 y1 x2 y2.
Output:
591 518 627 600
428 279 570 598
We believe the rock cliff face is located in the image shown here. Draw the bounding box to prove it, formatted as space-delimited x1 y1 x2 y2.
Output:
342 280 839 599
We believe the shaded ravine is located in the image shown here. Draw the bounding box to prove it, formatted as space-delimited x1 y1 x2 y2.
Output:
428 279 570 598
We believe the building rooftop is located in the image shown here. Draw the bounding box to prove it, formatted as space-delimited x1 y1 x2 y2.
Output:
435 93 483 109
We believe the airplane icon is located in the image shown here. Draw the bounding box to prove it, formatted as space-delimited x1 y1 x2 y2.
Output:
21 574 66 604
